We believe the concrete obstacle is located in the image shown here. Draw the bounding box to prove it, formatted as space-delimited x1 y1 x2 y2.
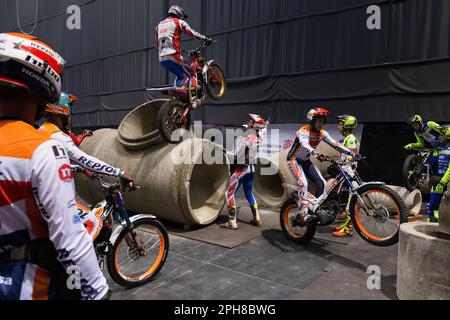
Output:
117 99 169 150
386 186 423 216
76 128 230 226
397 222 450 300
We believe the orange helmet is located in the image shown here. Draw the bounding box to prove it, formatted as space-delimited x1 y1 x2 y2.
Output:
0 32 65 104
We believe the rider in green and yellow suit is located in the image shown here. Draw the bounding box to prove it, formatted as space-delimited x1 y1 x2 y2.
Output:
428 125 450 222
404 115 444 175
332 115 360 237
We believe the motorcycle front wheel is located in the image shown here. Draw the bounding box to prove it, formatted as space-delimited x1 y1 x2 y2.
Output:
206 62 226 101
157 99 191 144
107 218 169 288
402 154 421 191
280 199 316 245
350 184 408 247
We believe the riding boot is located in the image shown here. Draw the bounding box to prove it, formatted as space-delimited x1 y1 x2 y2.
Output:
225 206 238 230
250 205 262 227
428 192 443 222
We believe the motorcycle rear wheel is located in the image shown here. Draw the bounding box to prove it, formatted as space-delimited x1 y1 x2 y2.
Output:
402 154 421 191
280 199 316 245
157 99 191 144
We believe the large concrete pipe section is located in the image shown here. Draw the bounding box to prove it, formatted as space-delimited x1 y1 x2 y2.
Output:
75 129 230 226
117 99 169 150
397 222 450 300
387 186 423 216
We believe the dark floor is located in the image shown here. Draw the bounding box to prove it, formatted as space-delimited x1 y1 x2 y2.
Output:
108 214 399 300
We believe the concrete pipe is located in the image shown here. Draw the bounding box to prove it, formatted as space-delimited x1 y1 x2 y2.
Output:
397 222 450 300
117 99 169 151
439 186 450 234
75 129 230 226
387 186 423 216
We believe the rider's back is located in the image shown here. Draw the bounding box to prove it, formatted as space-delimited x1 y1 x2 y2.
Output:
0 120 108 300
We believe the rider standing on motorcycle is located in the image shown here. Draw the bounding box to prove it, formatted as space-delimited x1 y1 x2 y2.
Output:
155 5 213 91
428 125 450 222
39 92 137 190
332 115 360 237
0 32 109 300
404 115 443 174
287 108 355 224
225 114 269 230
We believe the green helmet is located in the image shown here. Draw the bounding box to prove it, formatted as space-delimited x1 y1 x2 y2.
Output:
407 115 423 126
337 114 358 130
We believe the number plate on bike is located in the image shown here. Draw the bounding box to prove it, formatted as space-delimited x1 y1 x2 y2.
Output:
343 165 355 178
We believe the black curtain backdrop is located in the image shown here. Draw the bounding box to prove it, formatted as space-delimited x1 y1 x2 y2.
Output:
1 0 450 127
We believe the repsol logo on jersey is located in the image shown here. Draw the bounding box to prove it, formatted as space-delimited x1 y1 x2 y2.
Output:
25 55 60 83
78 157 116 174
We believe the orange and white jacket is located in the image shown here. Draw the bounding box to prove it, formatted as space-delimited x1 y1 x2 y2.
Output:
40 122 122 176
0 120 108 300
287 125 351 161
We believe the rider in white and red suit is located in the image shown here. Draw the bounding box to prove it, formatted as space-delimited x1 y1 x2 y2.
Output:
225 114 269 230
155 5 213 90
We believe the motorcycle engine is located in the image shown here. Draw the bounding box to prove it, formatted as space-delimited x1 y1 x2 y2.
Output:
316 200 340 226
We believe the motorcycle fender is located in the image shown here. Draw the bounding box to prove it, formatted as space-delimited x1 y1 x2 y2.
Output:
109 214 158 245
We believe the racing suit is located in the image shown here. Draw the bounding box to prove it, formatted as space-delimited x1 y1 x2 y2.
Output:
287 125 352 217
0 119 108 300
226 131 265 222
407 121 444 174
40 122 123 177
39 122 123 238
428 146 450 220
155 17 207 88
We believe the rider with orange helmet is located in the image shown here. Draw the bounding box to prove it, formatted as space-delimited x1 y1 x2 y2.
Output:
0 32 109 300
287 108 355 224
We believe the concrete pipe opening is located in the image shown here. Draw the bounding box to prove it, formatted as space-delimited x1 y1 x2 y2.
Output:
189 161 229 225
118 99 168 150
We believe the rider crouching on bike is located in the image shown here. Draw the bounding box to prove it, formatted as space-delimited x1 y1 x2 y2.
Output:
428 125 450 222
0 32 109 300
332 115 360 237
40 92 137 189
287 108 356 224
404 115 443 174
225 114 269 230
155 5 213 92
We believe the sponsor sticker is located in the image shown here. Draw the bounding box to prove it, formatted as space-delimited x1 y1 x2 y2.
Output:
58 164 73 181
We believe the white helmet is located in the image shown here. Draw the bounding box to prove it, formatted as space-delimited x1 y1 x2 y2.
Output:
0 32 65 104
249 114 268 130
168 5 188 19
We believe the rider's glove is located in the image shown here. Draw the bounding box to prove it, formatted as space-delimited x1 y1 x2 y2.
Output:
204 37 213 46
404 144 414 151
119 171 138 191
435 182 446 194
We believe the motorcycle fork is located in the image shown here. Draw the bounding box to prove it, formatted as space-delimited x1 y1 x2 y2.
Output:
114 190 146 256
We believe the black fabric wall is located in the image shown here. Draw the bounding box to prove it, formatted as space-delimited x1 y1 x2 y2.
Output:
1 0 450 127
